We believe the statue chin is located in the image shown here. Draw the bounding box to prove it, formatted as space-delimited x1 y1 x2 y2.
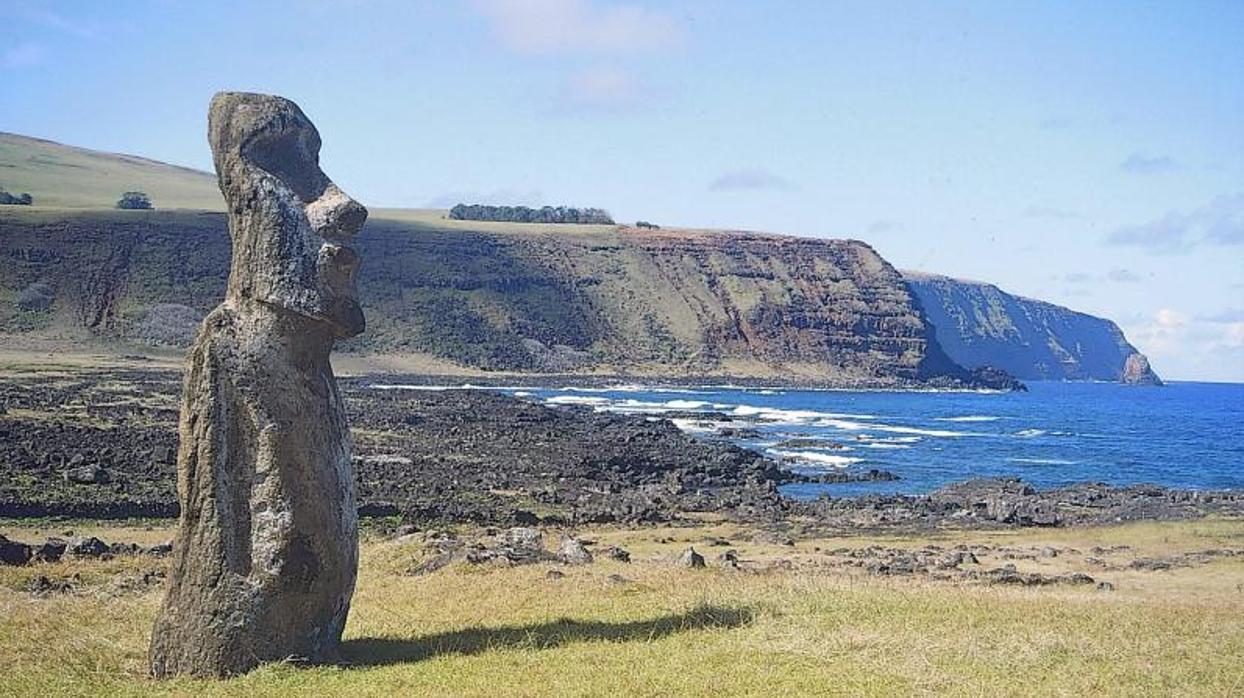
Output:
323 297 365 339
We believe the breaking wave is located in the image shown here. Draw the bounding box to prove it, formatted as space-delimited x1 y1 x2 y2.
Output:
935 415 1000 422
766 449 863 468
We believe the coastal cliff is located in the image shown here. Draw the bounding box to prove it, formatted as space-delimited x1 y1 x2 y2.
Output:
903 271 1160 383
0 133 1149 388
0 208 1004 387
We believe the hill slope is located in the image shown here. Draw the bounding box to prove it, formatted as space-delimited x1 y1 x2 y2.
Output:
904 272 1159 382
0 207 991 387
0 132 222 210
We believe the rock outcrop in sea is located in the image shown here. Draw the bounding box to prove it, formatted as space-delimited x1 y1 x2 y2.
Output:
1120 352 1162 385
149 92 368 678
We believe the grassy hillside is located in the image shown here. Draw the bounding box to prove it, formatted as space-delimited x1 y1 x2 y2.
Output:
0 133 222 210
1 518 1241 696
0 206 971 386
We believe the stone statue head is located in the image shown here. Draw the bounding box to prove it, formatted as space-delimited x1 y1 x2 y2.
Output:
208 92 367 338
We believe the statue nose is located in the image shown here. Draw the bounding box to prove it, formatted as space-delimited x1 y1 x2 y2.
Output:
307 184 368 241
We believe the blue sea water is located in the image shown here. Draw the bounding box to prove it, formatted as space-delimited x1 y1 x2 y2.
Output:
486 381 1244 498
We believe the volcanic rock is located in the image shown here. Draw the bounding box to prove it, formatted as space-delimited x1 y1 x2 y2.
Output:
0 534 32 566
557 537 594 565
65 465 111 485
678 547 706 568
33 538 67 563
1121 352 1163 386
68 536 109 558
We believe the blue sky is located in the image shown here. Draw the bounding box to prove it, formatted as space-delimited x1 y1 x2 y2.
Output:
3 0 1242 381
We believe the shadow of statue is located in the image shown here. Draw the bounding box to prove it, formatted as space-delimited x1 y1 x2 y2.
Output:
339 603 754 668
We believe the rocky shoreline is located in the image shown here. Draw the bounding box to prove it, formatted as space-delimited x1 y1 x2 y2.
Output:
0 366 1239 530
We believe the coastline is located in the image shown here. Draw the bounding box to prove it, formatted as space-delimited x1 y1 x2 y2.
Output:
1 357 1239 530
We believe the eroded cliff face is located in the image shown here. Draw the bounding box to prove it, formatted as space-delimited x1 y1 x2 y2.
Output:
0 211 992 387
1121 352 1163 386
903 271 1160 383
614 228 965 383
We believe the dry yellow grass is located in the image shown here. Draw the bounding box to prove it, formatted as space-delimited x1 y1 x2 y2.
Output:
1 519 1242 697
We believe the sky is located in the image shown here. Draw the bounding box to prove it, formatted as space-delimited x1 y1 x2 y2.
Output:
2 0 1242 381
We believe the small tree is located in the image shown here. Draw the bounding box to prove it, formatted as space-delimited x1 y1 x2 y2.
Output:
0 190 33 205
116 191 153 210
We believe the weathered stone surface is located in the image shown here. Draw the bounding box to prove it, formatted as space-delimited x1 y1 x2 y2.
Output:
678 547 706 568
68 536 109 558
0 534 32 566
33 538 67 563
1121 352 1163 386
557 536 594 565
65 464 111 485
149 92 367 678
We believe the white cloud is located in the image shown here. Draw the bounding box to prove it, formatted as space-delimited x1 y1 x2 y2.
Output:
1 41 47 68
473 0 682 55
867 220 902 234
556 65 651 112
11 2 130 38
1105 192 1244 253
1224 322 1244 349
1127 308 1244 382
1023 205 1080 220
1200 308 1244 323
1106 268 1143 283
709 169 798 193
1119 152 1179 174
1058 268 1146 284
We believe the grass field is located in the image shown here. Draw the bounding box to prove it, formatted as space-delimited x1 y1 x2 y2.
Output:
0 133 222 211
1 518 1241 697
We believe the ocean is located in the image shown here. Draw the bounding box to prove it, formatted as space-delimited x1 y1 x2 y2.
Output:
465 380 1244 499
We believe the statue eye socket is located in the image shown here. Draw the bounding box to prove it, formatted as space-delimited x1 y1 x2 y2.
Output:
244 129 327 203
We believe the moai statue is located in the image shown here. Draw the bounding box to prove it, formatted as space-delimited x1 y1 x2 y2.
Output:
149 92 367 678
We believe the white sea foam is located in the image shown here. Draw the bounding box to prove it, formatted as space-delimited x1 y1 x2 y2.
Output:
661 399 712 410
934 415 1000 422
369 383 453 391
545 395 612 406
555 385 708 394
863 443 912 449
855 435 922 444
597 398 718 414
1007 457 1077 465
369 383 543 392
766 449 863 468
870 424 979 438
729 405 876 423
815 418 977 438
1014 429 1047 438
669 418 721 434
